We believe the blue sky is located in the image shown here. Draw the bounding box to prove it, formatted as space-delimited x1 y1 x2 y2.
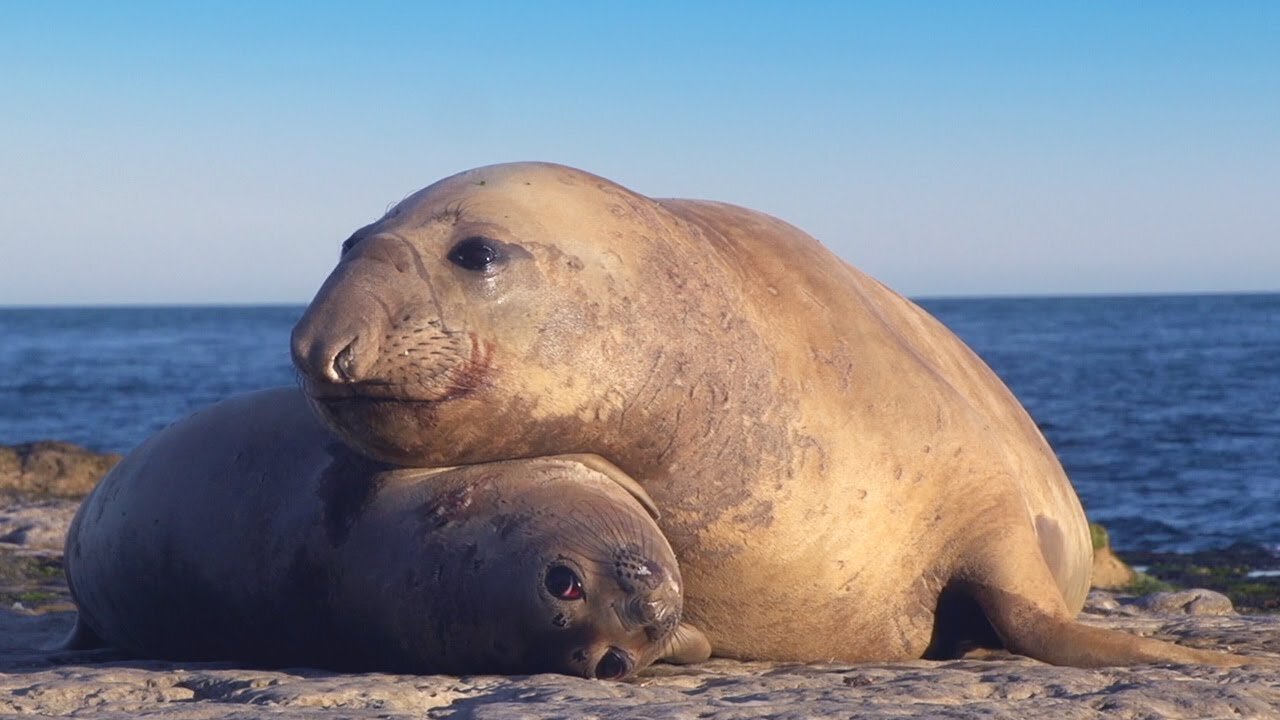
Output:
2 2 1276 304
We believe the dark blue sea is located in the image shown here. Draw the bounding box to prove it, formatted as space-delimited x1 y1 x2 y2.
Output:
1 295 1277 555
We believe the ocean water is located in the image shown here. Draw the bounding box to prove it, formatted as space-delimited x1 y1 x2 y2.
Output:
1 295 1276 555
0 306 304 455
919 294 1280 555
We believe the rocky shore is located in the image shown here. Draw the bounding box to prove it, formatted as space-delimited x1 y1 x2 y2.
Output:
2 443 1278 719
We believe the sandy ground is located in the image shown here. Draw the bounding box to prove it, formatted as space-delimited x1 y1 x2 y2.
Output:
4 497 1279 719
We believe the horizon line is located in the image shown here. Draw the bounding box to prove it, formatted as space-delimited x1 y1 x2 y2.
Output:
2 289 1278 311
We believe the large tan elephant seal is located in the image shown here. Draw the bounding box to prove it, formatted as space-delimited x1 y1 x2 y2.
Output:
64 387 708 679
291 162 1254 667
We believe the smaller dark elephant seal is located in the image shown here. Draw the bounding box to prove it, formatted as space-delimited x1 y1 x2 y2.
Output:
64 388 708 679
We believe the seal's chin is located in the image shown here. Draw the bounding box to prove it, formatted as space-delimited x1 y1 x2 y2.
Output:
299 386 447 465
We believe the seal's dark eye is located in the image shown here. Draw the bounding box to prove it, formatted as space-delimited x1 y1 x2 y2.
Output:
340 236 360 257
545 565 584 600
447 236 501 272
594 648 631 680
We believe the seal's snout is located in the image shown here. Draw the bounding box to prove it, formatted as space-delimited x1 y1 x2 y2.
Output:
291 266 389 388
613 549 682 636
614 552 671 594
331 337 361 383
632 574 682 635
291 325 371 386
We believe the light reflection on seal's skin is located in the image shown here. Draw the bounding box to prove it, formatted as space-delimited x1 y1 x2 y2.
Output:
63 387 707 679
292 162 1259 668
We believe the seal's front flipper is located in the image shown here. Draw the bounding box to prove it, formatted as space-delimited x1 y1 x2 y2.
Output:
60 615 108 651
960 526 1253 668
658 623 712 665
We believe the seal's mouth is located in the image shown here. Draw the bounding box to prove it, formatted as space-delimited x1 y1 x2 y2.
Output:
295 333 494 406
302 378 401 401
300 377 463 404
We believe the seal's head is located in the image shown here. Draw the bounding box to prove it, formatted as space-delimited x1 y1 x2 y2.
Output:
336 457 691 679
290 162 747 468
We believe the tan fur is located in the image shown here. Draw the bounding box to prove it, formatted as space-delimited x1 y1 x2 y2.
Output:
292 163 1255 667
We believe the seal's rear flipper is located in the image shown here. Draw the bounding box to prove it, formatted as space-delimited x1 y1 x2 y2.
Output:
60 615 108 651
658 623 712 665
975 585 1252 667
960 527 1255 668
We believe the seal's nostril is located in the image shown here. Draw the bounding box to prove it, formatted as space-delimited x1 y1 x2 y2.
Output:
622 571 683 639
333 339 359 383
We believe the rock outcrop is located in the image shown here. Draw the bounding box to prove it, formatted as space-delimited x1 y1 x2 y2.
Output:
0 442 119 500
